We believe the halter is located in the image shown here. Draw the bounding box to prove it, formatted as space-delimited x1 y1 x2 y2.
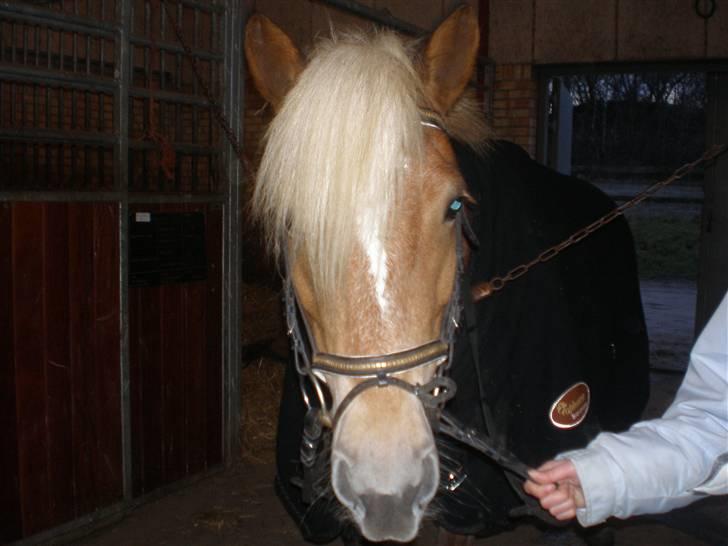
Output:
283 206 467 432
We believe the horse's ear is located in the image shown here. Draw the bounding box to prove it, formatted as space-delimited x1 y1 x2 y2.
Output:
421 5 479 115
244 14 304 111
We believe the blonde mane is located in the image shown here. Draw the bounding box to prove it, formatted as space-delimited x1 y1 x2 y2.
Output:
252 29 488 304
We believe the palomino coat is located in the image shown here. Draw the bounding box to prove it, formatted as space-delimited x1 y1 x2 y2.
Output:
275 139 650 540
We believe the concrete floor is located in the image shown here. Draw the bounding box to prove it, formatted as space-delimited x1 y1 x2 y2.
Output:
74 462 725 546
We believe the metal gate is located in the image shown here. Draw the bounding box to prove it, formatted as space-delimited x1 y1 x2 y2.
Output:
0 0 243 542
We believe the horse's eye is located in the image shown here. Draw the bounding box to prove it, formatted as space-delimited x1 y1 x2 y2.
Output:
445 197 463 221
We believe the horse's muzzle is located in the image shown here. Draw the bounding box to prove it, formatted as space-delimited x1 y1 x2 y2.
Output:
331 447 439 542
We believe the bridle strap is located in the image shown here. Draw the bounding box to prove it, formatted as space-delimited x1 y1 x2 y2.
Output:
437 410 529 480
332 375 457 429
313 340 448 376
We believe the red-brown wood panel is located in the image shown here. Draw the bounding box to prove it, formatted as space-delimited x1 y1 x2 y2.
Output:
91 203 122 504
67 203 123 516
129 203 223 495
137 285 164 494
205 205 223 465
68 203 98 516
185 280 207 475
161 281 187 483
1 202 122 539
3 198 222 536
43 203 75 528
13 203 52 536
0 202 22 543
129 287 144 496
160 201 184 486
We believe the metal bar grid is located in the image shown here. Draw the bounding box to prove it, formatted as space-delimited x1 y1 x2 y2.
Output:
127 138 215 154
128 35 222 62
0 128 116 145
0 141 115 190
0 75 115 190
1 1 227 195
221 0 242 466
0 191 225 203
0 60 117 91
116 0 132 508
124 0 225 195
0 2 119 33
0 2 242 542
175 0 225 13
0 13 118 82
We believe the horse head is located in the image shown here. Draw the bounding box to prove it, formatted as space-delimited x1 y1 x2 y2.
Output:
245 7 486 541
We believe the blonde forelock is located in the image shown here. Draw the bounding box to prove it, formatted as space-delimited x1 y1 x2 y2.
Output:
252 29 489 305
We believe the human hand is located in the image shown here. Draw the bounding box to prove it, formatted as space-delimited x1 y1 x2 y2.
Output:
523 459 585 521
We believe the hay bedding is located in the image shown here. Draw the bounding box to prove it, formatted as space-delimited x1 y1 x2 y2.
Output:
241 280 288 463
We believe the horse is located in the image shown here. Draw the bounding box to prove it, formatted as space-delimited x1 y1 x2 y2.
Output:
244 7 649 544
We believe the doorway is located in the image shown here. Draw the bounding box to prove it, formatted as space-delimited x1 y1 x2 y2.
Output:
538 68 716 384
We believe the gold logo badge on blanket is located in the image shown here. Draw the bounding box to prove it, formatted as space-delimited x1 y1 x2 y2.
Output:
549 382 590 429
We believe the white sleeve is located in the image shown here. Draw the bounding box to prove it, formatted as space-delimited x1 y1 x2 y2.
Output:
559 291 728 527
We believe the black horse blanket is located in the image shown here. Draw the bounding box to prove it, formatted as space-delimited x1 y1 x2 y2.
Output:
274 140 650 541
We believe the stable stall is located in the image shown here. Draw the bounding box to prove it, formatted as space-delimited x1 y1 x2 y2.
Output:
0 1 244 542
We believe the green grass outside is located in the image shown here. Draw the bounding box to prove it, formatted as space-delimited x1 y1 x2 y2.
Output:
627 215 700 279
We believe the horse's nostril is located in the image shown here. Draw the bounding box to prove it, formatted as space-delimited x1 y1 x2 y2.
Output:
331 456 358 510
414 449 439 511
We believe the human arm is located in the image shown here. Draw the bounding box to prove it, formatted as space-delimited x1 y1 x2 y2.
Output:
525 291 728 526
523 459 585 521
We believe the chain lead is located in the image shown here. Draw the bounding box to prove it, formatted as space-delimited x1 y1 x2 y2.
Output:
165 1 254 180
472 144 727 302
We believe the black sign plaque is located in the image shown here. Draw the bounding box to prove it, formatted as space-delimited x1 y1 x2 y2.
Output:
129 211 207 287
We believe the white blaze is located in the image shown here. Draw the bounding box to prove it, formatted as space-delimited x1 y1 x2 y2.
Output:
358 218 389 316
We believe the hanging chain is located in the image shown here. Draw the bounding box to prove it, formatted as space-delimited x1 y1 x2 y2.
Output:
164 1 254 179
472 143 728 302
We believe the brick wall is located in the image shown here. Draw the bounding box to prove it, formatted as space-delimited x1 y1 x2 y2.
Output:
491 63 538 157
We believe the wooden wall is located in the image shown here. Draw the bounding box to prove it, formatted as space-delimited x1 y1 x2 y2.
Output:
0 1 232 541
128 203 223 496
0 202 122 542
0 201 224 541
